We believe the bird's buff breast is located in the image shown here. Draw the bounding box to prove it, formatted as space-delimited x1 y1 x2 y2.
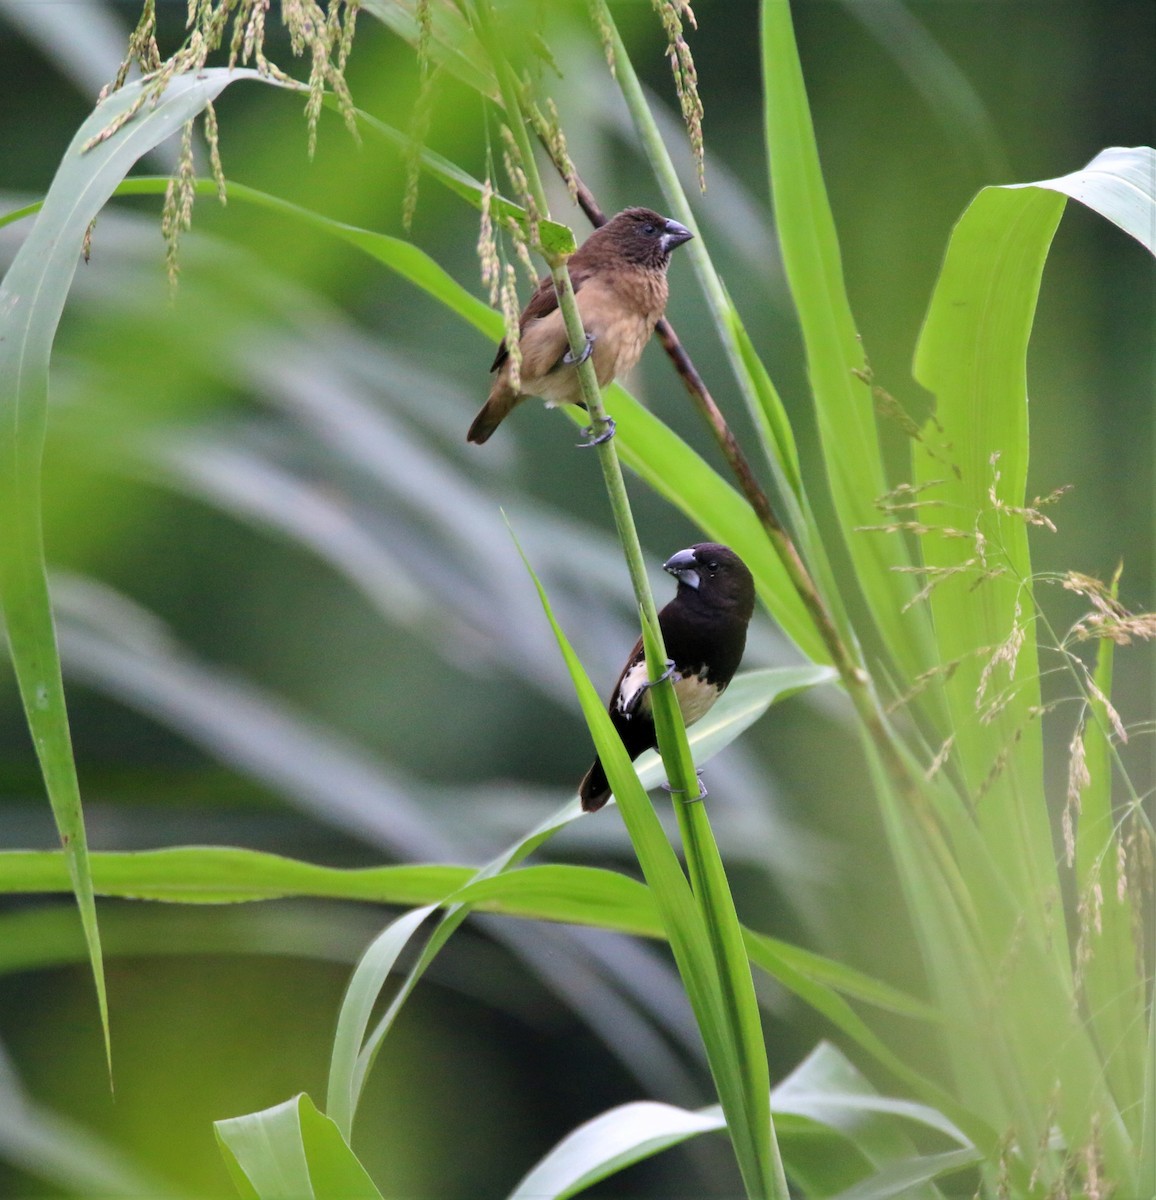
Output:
580 272 667 385
520 270 667 407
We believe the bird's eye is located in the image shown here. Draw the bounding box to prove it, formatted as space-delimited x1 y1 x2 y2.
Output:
642 223 657 235
707 560 719 572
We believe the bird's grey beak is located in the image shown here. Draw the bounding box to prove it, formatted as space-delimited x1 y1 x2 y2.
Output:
661 218 694 252
663 547 700 589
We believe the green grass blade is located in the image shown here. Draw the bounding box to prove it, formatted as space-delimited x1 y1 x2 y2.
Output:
360 0 495 97
325 905 440 1139
638 609 787 1198
759 0 933 680
0 849 473 905
507 1100 726 1200
215 1093 383 1200
0 65 278 1072
215 1097 313 1200
826 1149 979 1200
1003 146 1155 253
1076 623 1145 1138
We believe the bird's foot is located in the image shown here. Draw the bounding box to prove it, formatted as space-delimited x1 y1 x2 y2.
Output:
577 416 616 447
622 659 679 716
562 332 595 367
661 771 707 803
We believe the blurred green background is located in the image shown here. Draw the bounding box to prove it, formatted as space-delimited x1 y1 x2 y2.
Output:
0 1 1151 1196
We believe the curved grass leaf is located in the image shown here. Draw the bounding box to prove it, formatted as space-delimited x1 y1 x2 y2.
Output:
903 147 1155 1193
0 64 282 1070
507 1041 980 1200
215 1093 383 1200
1004 145 1154 253
507 1100 727 1200
828 1149 979 1200
912 148 1155 916
326 905 440 1139
0 848 940 1020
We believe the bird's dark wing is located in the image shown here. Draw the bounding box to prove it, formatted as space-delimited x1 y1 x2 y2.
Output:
578 636 661 811
489 257 599 373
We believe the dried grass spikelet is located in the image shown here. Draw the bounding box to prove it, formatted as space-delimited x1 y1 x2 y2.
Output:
529 97 578 205
96 1 361 278
105 0 161 98
585 0 617 76
650 1 705 189
1064 570 1156 646
976 601 1025 707
1063 722 1089 866
203 99 227 205
885 654 963 713
161 120 198 287
498 261 523 394
402 0 434 231
924 734 954 781
873 479 949 513
477 177 501 305
857 520 973 539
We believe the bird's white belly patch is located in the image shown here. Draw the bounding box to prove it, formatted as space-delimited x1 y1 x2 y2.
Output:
615 660 653 717
616 661 720 725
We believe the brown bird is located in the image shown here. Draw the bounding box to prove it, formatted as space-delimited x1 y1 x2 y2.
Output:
578 543 755 812
467 207 693 445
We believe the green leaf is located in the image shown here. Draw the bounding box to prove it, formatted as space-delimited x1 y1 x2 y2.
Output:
215 1093 383 1200
506 1044 979 1200
0 848 472 906
775 1044 978 1200
911 147 1155 942
0 64 277 1073
827 1150 979 1200
507 1100 726 1200
760 0 935 683
326 905 440 1140
639 598 782 1198
360 0 495 98
1003 145 1155 253
346 104 576 255
1076 602 1146 1141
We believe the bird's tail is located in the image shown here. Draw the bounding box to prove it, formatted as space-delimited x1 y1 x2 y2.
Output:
467 391 518 444
577 758 611 812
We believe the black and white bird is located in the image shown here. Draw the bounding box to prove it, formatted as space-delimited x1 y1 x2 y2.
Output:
578 543 755 812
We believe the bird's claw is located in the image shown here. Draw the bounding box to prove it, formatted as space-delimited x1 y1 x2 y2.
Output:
661 771 707 803
562 332 595 367
577 416 616 448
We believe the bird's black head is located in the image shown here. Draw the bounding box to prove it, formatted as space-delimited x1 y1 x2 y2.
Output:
596 207 694 269
663 543 755 619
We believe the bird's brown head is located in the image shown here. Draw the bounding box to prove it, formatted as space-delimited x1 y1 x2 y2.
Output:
587 207 694 270
663 543 755 621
